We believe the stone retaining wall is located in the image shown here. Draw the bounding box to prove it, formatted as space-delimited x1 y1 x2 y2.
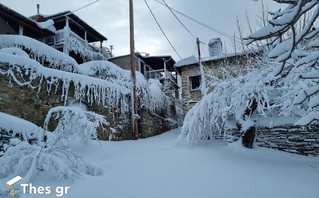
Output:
256 126 319 156
0 65 178 153
225 126 319 156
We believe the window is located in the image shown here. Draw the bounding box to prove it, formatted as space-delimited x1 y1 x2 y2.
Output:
190 75 201 90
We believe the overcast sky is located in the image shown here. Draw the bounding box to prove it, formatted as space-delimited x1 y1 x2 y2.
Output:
1 0 279 61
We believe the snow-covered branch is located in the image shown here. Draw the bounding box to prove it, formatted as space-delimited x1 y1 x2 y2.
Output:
246 0 319 126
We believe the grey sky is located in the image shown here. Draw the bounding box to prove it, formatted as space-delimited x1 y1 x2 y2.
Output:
1 0 279 61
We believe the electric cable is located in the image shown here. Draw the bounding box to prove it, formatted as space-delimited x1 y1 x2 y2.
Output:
72 0 100 13
144 0 183 60
162 0 197 40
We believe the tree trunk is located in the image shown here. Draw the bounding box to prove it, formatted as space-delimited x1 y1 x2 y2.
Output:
242 126 256 149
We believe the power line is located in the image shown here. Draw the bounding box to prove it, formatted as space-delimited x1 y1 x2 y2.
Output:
144 0 182 60
154 0 234 39
162 0 197 40
153 0 242 43
72 0 100 13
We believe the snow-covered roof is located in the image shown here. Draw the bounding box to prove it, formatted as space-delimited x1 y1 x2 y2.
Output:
108 54 131 60
174 56 198 67
43 11 107 42
110 54 176 71
175 50 259 68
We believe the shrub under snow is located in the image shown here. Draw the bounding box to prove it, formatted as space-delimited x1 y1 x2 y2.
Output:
0 107 106 184
0 35 77 72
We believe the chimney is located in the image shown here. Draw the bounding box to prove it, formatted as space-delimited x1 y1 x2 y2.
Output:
37 4 40 15
36 4 44 22
208 38 222 57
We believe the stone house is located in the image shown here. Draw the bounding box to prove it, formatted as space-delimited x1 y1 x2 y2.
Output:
175 50 259 113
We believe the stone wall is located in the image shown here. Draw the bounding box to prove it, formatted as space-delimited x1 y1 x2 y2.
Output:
224 126 319 156
181 65 202 113
256 126 319 156
0 65 178 147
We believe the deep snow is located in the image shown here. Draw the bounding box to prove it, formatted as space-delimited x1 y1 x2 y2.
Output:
1 128 318 198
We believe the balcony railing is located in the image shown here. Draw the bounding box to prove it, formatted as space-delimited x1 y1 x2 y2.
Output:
145 68 177 84
43 29 64 45
42 29 110 60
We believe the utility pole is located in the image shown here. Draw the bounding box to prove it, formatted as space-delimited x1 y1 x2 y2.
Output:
196 37 207 96
130 0 138 140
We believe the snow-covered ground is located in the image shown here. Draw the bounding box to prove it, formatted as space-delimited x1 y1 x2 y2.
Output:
1 128 318 198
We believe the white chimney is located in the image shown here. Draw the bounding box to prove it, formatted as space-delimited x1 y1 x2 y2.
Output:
208 38 222 57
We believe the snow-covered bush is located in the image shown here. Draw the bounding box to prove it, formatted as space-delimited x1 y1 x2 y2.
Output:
0 107 106 184
0 51 130 111
0 141 102 183
0 47 29 57
44 106 109 145
0 35 77 72
147 79 173 113
77 60 148 99
0 112 42 154
77 60 174 113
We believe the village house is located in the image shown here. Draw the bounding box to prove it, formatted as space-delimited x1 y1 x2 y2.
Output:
31 7 112 63
175 38 260 113
109 53 180 99
0 3 111 64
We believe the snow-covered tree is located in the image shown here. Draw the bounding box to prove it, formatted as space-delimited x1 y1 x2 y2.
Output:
246 0 319 125
178 0 319 146
177 55 278 145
